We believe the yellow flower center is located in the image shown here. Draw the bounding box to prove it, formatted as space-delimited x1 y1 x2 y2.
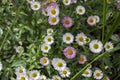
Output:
79 56 84 62
44 46 48 50
78 8 82 12
19 69 23 73
66 36 71 41
65 20 70 24
96 72 101 77
33 4 38 8
79 37 84 42
89 18 94 23
43 59 47 63
51 18 57 23
57 62 63 67
32 73 37 78
106 45 110 49
65 0 68 3
83 70 89 75
67 49 73 55
49 0 55 3
47 38 52 42
20 77 25 80
40 78 45 80
93 44 99 49
51 9 56 15
63 70 67 74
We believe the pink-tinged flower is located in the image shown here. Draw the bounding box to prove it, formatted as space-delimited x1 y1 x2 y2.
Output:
40 57 50 66
62 17 73 28
48 16 59 25
87 16 97 26
46 2 59 17
63 47 76 59
71 0 77 3
78 55 87 64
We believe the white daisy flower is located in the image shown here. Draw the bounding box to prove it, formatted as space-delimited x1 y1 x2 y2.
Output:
47 7 59 17
31 1 41 11
16 74 28 80
16 46 24 53
44 35 54 45
87 16 97 26
104 42 113 52
52 75 61 80
94 15 100 23
47 28 53 35
63 33 74 44
59 67 71 78
89 40 103 53
15 66 26 76
40 57 50 66
41 43 51 53
0 28 3 36
63 0 71 6
48 16 60 25
93 69 103 80
75 32 87 46
76 5 86 15
27 0 35 4
29 70 40 80
39 75 47 80
0 62 2 71
82 68 92 78
52 58 66 71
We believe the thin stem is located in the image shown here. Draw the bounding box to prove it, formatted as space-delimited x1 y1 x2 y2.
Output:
0 29 10 50
102 0 107 43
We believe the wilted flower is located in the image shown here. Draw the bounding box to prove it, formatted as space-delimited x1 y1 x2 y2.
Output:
78 55 87 64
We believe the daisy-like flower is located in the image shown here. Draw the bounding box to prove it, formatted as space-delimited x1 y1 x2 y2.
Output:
63 0 71 6
41 43 51 53
78 55 87 64
15 66 26 76
87 16 97 26
76 5 86 15
59 67 71 78
16 46 24 53
47 28 53 35
27 0 35 4
62 16 73 28
44 35 54 45
29 70 40 80
0 28 3 36
104 42 113 52
82 68 92 78
63 47 76 59
89 40 103 53
16 74 28 80
31 1 41 11
0 62 2 71
62 33 74 44
75 32 87 46
93 69 103 80
48 16 60 25
94 15 100 23
52 58 66 71
52 75 61 80
47 6 59 17
39 75 47 80
40 57 50 66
